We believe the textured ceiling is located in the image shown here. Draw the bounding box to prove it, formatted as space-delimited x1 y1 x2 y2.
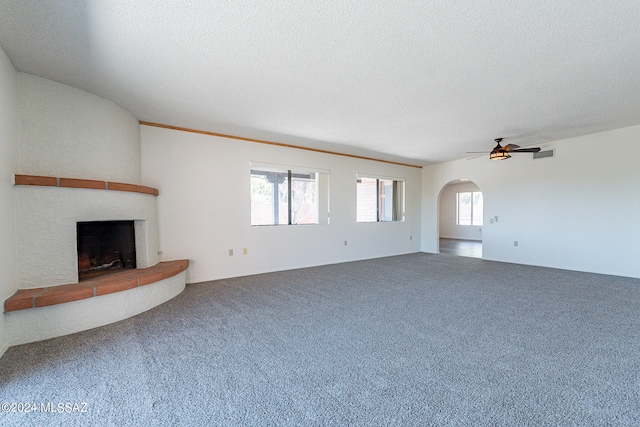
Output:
1 0 639 164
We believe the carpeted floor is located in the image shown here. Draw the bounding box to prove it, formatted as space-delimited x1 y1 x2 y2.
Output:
1 253 639 426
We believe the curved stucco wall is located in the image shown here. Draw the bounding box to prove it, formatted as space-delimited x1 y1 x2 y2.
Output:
0 45 18 357
15 186 160 289
6 272 185 346
17 73 141 183
7 73 181 346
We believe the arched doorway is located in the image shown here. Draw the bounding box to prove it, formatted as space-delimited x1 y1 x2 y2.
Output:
437 179 483 258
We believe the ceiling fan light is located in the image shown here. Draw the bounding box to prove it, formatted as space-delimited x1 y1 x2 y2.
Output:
490 151 510 160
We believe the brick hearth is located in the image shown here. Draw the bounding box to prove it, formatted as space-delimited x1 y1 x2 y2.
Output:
4 260 188 312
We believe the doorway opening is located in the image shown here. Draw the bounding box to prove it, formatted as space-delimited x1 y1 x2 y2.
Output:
437 180 483 258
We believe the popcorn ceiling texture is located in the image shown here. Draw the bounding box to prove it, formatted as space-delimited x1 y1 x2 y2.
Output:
17 73 141 183
2 2 640 163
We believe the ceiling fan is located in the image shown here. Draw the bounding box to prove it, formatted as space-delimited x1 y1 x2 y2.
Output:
468 138 541 160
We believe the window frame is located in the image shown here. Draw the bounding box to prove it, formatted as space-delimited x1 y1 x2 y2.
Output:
250 162 329 226
456 191 483 226
356 174 405 223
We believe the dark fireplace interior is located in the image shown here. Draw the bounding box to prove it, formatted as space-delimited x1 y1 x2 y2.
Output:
77 221 136 281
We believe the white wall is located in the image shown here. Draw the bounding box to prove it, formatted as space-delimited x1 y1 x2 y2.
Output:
422 125 640 278
141 125 422 283
17 73 141 183
439 181 483 241
0 46 18 357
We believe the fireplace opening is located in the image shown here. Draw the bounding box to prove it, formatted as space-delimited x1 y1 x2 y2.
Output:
77 221 136 281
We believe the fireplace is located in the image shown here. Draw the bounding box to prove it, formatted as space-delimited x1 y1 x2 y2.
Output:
77 221 136 281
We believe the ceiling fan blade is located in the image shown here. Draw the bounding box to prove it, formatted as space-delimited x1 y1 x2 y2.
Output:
511 147 541 153
469 138 541 160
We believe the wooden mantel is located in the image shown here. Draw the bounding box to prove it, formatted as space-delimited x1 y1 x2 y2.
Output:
14 174 159 196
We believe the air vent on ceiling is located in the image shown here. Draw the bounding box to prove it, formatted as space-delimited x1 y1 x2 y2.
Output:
533 149 554 160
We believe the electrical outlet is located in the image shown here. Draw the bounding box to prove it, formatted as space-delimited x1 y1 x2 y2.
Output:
344 240 348 246
243 248 247 255
514 241 518 247
228 249 234 256
410 236 412 240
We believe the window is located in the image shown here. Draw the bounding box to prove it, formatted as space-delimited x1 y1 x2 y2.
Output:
456 191 483 225
251 163 329 226
356 175 405 222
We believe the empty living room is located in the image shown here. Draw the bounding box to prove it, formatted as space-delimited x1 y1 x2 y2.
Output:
1 2 639 426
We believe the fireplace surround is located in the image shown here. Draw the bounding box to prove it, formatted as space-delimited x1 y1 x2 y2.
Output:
14 181 159 288
4 74 187 346
7 174 187 345
77 220 136 280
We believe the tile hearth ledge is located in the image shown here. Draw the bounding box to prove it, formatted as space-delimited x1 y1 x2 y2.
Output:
4 260 189 312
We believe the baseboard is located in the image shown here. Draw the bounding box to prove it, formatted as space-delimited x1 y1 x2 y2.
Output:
440 237 482 242
186 251 423 285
